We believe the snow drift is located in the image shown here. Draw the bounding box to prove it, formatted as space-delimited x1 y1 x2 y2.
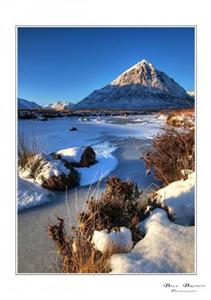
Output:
155 172 195 225
110 209 195 273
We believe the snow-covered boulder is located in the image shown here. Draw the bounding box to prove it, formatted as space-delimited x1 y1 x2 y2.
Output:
19 153 79 191
110 209 195 273
35 160 79 190
155 172 195 225
56 142 118 186
57 146 96 167
57 147 84 164
92 227 133 254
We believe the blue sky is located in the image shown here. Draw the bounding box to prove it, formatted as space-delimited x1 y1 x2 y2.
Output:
18 27 195 106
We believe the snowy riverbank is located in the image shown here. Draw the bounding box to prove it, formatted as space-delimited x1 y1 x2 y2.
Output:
17 113 196 274
18 114 166 210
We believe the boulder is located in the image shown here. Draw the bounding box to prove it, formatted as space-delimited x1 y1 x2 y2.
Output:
70 127 78 131
79 146 96 167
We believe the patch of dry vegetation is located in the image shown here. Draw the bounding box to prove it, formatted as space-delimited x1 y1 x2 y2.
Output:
18 133 41 169
143 128 195 185
48 217 111 273
166 112 194 128
48 177 149 273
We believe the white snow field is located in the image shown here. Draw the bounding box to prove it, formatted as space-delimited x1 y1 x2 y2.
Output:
110 209 195 273
18 115 195 273
155 172 195 225
18 115 166 209
18 177 55 210
18 115 166 153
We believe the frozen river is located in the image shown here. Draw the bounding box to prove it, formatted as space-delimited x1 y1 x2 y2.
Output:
18 114 167 273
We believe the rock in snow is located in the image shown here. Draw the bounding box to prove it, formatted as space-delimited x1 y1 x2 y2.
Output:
92 227 133 254
110 209 195 273
155 172 195 225
75 59 193 110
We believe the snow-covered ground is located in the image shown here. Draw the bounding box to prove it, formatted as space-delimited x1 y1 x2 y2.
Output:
18 116 195 273
109 172 195 273
110 209 195 273
18 177 55 210
18 115 166 210
155 172 195 225
18 115 166 153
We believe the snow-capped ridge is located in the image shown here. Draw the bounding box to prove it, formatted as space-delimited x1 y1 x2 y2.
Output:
18 98 41 110
45 101 75 111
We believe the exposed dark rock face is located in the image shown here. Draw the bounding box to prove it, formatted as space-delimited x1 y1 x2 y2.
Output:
79 146 96 167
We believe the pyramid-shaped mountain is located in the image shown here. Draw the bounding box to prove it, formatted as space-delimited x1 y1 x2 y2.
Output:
75 60 193 110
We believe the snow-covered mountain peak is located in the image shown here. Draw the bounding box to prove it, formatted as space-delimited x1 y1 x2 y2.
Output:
111 59 167 90
74 60 194 110
45 101 75 111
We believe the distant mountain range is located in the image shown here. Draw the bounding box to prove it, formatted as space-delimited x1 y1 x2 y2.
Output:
18 99 75 111
44 101 75 110
18 60 194 111
75 59 194 110
18 98 41 110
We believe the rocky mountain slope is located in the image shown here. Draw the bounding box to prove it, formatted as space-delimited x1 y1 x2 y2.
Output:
75 60 193 110
18 98 41 110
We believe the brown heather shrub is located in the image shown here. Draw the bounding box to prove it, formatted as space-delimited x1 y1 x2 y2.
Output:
166 112 194 128
143 128 195 185
48 177 146 273
77 177 143 242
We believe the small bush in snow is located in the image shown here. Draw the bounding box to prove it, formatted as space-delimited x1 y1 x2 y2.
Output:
166 112 194 128
48 177 147 273
77 177 143 243
143 128 195 185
